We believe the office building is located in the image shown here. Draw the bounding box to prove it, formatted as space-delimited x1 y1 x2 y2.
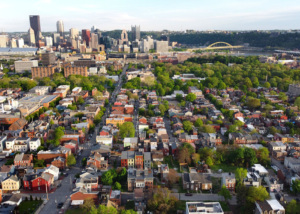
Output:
10 39 17 48
45 37 53 47
28 27 35 46
17 38 24 48
53 33 60 46
90 33 98 50
56 20 64 37
14 60 38 73
64 65 88 78
29 15 41 44
31 65 57 79
82 29 91 47
0 35 8 48
120 29 128 44
131 25 140 41
69 28 79 40
41 52 55 66
155 41 169 53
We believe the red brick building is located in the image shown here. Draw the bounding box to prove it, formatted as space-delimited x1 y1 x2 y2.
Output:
14 154 33 167
51 157 66 170
135 152 143 169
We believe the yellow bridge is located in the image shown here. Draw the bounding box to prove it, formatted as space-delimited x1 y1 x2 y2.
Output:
187 42 244 52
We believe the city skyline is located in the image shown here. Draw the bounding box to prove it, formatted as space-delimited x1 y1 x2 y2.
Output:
0 0 300 32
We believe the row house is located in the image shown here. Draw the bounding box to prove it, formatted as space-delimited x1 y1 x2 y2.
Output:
75 172 99 191
222 173 236 191
274 133 294 143
182 173 212 191
86 152 108 170
23 172 54 191
14 153 33 168
51 156 66 170
124 137 138 149
200 133 222 145
144 152 151 170
127 169 153 192
29 138 41 151
2 175 20 191
121 151 135 169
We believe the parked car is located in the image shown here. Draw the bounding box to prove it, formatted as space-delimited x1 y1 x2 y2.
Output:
57 202 64 209
185 193 193 196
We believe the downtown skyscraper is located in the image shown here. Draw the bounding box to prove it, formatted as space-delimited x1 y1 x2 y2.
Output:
56 20 64 37
29 15 41 44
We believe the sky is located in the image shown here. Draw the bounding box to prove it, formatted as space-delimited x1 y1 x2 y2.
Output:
1 0 300 32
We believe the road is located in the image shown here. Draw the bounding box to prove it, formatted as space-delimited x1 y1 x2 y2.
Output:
163 116 175 143
38 65 128 214
172 193 225 201
133 100 139 137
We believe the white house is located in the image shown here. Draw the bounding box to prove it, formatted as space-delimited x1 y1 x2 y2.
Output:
5 138 16 150
44 165 59 181
29 138 41 151
96 135 113 148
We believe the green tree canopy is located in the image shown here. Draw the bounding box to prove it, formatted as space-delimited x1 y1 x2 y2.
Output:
67 154 76 166
185 93 197 102
218 185 232 201
183 120 193 133
119 122 135 138
194 118 203 127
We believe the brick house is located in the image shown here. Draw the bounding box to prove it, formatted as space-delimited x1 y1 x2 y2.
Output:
14 153 33 168
135 152 143 169
222 173 236 191
182 173 212 191
234 112 244 118
86 152 108 170
51 157 66 170
127 169 153 192
70 189 99 205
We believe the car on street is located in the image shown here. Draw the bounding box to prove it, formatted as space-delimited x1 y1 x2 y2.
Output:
185 193 193 196
57 202 64 209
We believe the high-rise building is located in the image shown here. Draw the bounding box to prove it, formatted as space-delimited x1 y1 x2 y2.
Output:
90 33 98 50
0 35 8 48
56 20 64 37
17 38 24 48
69 28 79 40
41 52 55 66
29 15 41 44
131 25 140 41
53 33 60 46
120 29 128 45
11 39 17 48
155 41 169 53
82 29 91 47
45 37 53 47
28 28 35 46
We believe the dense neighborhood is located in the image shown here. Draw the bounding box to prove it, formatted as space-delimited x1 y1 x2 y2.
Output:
0 53 299 214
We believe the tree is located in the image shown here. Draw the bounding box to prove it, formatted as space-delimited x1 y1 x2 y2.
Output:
67 154 76 166
244 148 257 168
235 168 247 184
76 96 85 105
192 153 200 166
286 199 300 214
218 185 232 201
291 179 300 194
93 90 103 101
263 82 271 88
257 147 270 166
295 97 300 110
268 126 279 135
200 125 216 133
194 118 203 127
81 198 95 212
177 147 191 165
158 104 167 116
185 93 197 102
246 186 269 203
167 169 180 187
147 187 178 214
101 169 117 185
113 182 122 190
176 94 183 102
206 156 213 166
50 119 54 126
119 122 135 138
183 121 193 133
96 205 118 214
246 97 261 109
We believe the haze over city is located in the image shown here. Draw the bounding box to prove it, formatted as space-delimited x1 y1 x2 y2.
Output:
1 0 300 32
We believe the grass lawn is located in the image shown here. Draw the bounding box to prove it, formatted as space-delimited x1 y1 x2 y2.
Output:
210 163 238 173
19 200 43 214
65 208 85 214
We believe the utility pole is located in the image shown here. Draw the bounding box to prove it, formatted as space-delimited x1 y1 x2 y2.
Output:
46 183 49 200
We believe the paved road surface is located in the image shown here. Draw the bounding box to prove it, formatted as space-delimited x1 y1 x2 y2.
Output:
172 193 225 201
